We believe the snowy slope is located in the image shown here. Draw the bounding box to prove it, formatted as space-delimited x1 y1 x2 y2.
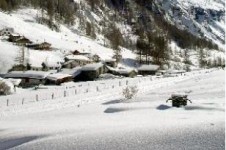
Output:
0 69 224 150
0 8 137 73
0 0 225 73
160 0 225 47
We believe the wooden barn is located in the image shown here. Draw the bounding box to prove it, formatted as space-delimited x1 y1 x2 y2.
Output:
79 63 107 81
8 33 21 42
27 42 51 50
63 55 92 68
15 36 32 46
60 67 82 81
4 71 50 88
45 73 73 85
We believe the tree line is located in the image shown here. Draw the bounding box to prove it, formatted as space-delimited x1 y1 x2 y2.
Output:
0 0 76 26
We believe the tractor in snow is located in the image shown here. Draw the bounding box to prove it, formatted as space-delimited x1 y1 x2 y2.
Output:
166 94 192 107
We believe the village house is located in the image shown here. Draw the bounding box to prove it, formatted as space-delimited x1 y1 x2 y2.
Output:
38 42 51 50
8 34 32 45
45 73 73 85
27 42 52 50
71 50 91 56
15 36 32 46
0 28 14 36
4 71 50 88
8 33 22 42
79 63 107 81
60 67 82 81
42 61 62 71
71 50 81 55
63 55 92 69
137 64 160 75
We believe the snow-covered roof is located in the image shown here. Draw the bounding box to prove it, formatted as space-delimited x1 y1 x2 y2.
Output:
66 55 91 61
9 33 18 36
138 65 160 71
117 68 135 74
60 67 82 77
5 71 50 79
46 73 72 81
45 61 61 68
0 74 6 78
82 63 104 71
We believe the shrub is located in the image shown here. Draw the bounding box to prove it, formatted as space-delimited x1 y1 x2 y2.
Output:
0 81 11 95
122 86 138 100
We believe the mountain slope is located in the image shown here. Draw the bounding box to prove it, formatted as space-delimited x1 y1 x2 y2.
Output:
0 0 224 73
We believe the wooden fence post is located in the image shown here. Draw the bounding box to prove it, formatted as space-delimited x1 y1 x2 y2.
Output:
75 89 77 94
112 85 114 89
96 86 99 92
22 98 24 105
64 91 66 97
126 80 128 85
119 81 121 86
36 95 38 101
7 99 9 106
52 93 54 99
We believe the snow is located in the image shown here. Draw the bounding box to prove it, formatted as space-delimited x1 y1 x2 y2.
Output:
0 78 15 94
0 8 115 73
82 62 104 71
65 55 90 61
0 1 224 73
60 67 82 77
117 68 135 74
46 73 72 81
5 71 51 79
0 69 224 149
0 41 20 73
138 64 160 71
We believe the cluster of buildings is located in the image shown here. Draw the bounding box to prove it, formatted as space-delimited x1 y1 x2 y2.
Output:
0 27 51 50
0 27 163 88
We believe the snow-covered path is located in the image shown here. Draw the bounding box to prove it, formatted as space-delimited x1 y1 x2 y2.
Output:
0 70 224 150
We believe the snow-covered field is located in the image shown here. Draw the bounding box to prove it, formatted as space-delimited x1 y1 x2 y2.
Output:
0 69 224 150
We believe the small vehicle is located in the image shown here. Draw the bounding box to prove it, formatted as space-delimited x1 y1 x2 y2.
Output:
166 94 192 107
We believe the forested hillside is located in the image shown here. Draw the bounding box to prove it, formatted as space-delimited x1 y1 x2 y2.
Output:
0 0 225 72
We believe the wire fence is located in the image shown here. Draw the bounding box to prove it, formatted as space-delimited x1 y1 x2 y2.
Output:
0 70 210 109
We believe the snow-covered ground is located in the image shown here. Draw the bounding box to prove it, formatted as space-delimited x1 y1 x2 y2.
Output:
0 0 225 73
0 8 137 73
0 69 224 150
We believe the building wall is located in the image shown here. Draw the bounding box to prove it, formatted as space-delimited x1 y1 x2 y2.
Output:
138 70 157 75
20 78 44 87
